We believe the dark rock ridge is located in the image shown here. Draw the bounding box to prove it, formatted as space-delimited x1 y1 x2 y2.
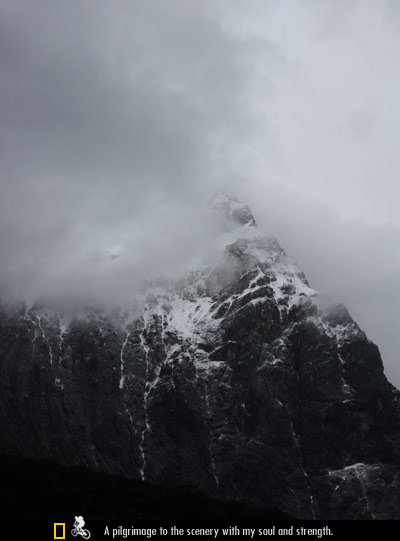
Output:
0 195 399 519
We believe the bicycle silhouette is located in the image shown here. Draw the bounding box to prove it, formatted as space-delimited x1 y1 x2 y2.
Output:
71 516 91 539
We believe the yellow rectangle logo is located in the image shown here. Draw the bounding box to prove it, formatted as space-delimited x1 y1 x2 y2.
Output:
54 523 65 539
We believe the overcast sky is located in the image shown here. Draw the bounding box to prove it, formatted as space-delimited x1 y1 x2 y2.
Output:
1 0 399 386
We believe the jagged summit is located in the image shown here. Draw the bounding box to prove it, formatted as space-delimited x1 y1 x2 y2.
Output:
205 194 282 271
208 194 256 232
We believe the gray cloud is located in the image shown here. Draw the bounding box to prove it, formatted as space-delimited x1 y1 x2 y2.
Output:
0 0 254 295
0 1 399 386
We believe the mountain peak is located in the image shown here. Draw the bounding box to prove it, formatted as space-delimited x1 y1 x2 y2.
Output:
208 194 256 231
1 190 399 521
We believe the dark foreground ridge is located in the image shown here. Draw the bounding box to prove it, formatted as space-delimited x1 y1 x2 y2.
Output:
0 453 294 520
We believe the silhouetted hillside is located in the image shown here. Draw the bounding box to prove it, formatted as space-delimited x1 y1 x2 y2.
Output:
0 453 294 520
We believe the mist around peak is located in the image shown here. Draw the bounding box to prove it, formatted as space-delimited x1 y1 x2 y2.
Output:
207 194 256 232
1 0 400 385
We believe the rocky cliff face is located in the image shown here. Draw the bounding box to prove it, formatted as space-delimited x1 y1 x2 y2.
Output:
1 195 399 519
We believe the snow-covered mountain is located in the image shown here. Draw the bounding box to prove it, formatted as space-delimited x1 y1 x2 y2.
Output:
1 195 399 519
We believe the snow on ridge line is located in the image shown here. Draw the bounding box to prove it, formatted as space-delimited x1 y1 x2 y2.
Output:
16 192 352 342
344 463 367 471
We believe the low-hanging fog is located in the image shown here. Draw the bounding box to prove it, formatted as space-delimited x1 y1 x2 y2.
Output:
1 0 399 386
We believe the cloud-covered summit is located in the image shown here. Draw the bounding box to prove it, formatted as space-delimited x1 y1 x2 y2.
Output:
1 1 400 384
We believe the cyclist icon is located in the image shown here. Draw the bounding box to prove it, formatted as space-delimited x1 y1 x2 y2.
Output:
71 516 91 539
